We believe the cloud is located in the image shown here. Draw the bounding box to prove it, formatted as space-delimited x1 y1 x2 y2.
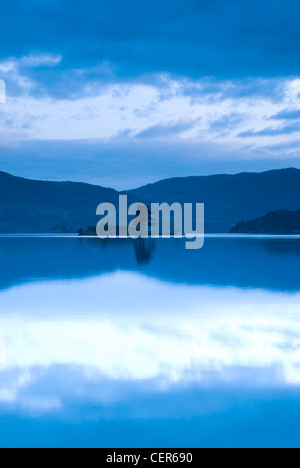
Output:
269 109 300 120
0 70 300 186
0 53 62 97
239 122 300 137
210 113 247 136
0 72 294 142
19 54 62 68
136 118 198 139
1 1 300 184
1 0 300 83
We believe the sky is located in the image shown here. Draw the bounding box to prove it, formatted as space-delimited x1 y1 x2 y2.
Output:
1 0 300 189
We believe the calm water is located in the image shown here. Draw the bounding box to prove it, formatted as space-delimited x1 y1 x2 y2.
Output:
0 236 300 448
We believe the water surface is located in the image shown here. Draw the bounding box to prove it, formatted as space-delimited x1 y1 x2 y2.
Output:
0 236 299 448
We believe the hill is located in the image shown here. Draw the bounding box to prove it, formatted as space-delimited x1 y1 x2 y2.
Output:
230 209 300 234
127 168 300 232
0 168 300 233
0 171 121 233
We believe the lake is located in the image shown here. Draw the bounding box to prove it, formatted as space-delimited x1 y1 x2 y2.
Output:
0 235 300 448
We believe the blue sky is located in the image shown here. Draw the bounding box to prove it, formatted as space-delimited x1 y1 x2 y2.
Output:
1 0 300 188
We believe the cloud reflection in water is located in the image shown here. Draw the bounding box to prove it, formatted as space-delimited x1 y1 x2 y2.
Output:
0 271 299 414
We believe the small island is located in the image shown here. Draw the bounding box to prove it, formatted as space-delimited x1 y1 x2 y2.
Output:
78 226 97 236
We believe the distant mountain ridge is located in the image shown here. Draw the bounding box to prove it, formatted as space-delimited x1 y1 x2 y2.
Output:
0 168 300 233
127 168 300 232
0 171 121 233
